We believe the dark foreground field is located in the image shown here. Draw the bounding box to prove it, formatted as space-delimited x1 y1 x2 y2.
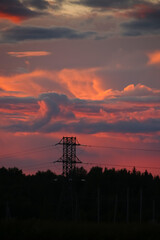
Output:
1 220 160 240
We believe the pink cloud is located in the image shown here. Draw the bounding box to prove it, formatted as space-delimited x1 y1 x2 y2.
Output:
122 84 160 96
0 69 110 99
0 69 159 101
8 51 51 58
117 4 156 19
0 12 29 23
0 69 159 137
147 51 160 65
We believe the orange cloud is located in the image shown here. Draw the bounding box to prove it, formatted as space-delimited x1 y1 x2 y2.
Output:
147 51 160 65
0 70 65 97
0 12 27 23
0 69 160 102
0 69 110 100
0 69 159 175
58 68 112 100
8 51 51 58
122 84 160 96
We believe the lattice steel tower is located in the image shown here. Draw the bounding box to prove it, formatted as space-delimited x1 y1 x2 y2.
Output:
55 137 82 177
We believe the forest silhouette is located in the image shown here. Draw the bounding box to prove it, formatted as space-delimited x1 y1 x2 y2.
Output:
0 166 160 224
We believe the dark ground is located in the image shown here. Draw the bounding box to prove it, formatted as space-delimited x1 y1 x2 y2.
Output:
1 220 160 240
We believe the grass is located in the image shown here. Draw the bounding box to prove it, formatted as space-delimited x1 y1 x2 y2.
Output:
0 219 160 240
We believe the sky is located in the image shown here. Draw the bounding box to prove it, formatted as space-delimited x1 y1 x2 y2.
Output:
0 0 160 175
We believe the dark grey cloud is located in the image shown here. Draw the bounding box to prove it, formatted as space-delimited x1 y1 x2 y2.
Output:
1 26 96 42
40 92 69 105
0 0 64 23
0 96 38 117
0 93 76 132
0 95 60 132
4 117 160 134
111 96 160 103
70 98 153 114
23 0 50 10
23 0 64 10
0 96 36 104
76 0 160 36
0 0 39 20
1 92 160 134
122 7 160 36
76 0 143 9
44 118 160 134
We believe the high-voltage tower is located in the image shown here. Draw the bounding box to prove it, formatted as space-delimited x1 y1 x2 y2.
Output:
55 137 82 177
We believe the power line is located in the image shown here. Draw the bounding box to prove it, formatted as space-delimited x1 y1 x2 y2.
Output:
0 138 160 174
1 158 160 174
0 144 54 157
0 142 159 161
21 162 54 171
80 144 160 152
1 161 56 172
53 160 160 171
81 162 160 170
0 144 56 160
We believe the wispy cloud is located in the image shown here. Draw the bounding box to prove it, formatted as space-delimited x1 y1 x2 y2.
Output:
1 91 160 135
1 26 96 43
121 5 160 36
0 0 57 23
8 51 51 58
0 0 40 23
0 68 160 137
0 69 160 100
75 0 141 9
147 50 160 65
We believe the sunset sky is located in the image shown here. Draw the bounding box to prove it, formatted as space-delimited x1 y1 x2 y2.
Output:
0 0 160 175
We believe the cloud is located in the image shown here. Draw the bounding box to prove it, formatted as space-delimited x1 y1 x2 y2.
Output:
120 84 160 97
0 93 75 132
8 51 51 58
57 68 108 100
0 0 64 23
23 0 50 10
0 96 36 104
122 6 160 36
122 4 157 19
71 1 160 36
0 68 110 100
0 69 160 101
40 118 160 134
76 0 141 9
0 69 159 136
0 0 40 23
0 89 160 135
1 26 96 43
147 51 160 65
0 70 71 97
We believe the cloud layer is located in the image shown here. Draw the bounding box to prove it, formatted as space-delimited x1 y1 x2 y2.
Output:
122 7 160 36
0 69 160 139
8 51 51 58
0 0 42 23
147 51 160 65
77 0 141 9
1 90 160 135
1 26 95 43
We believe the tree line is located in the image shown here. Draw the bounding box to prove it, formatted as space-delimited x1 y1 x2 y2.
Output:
0 166 160 223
